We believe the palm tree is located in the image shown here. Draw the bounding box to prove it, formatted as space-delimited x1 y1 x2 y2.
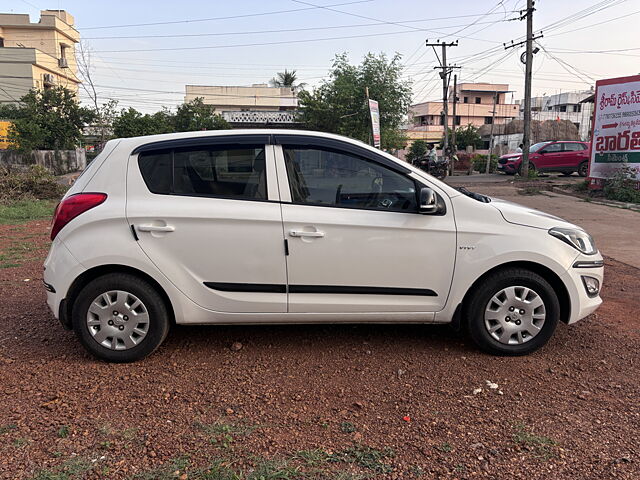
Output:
270 69 299 88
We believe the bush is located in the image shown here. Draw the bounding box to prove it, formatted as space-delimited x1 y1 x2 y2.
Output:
472 154 498 173
0 165 66 203
603 165 640 203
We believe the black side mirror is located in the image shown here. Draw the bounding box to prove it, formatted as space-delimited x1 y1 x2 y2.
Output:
419 187 438 214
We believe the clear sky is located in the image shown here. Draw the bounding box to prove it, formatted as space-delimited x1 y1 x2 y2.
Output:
4 0 639 112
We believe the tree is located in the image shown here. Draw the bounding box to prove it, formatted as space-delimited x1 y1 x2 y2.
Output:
298 53 412 150
112 107 174 138
8 86 95 151
405 139 428 164
112 99 230 138
270 69 299 88
173 98 230 132
446 124 483 150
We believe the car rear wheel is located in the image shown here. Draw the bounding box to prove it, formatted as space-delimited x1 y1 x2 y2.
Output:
578 161 588 177
71 273 170 362
465 268 560 355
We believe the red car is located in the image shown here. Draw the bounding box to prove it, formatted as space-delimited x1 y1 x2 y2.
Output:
497 141 591 177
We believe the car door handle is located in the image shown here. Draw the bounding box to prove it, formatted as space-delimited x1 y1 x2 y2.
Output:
138 224 175 233
289 229 325 238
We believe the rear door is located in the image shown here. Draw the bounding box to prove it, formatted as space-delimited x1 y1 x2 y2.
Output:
562 142 589 168
126 135 287 313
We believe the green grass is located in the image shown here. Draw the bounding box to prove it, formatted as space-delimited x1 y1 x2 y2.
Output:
0 424 17 435
57 425 70 439
0 240 40 269
0 199 55 224
31 458 92 480
339 422 356 433
513 423 558 460
328 445 395 473
434 442 452 453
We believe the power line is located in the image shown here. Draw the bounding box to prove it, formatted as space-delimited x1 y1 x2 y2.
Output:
78 0 373 30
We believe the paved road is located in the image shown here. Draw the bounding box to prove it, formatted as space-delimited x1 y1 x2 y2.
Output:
455 183 640 269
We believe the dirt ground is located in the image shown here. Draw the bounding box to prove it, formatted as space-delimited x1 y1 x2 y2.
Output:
0 210 638 479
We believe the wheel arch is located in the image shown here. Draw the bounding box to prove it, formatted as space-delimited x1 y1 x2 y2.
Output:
459 260 571 325
62 264 176 329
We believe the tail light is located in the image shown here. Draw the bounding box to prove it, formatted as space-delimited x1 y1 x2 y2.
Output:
51 193 107 240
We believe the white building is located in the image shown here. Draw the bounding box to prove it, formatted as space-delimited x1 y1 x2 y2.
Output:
520 90 594 141
184 84 300 127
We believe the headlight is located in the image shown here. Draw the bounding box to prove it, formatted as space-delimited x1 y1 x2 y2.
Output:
549 227 597 255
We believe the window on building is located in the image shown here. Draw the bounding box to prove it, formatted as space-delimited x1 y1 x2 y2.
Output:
463 96 468 104
60 44 67 59
573 105 581 112
454 116 461 126
0 37 4 48
559 105 567 112
484 116 493 125
475 97 481 104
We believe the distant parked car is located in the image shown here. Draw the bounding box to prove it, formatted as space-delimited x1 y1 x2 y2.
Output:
498 141 591 177
44 130 603 362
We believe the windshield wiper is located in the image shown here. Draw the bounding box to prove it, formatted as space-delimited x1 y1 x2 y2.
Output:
455 186 491 203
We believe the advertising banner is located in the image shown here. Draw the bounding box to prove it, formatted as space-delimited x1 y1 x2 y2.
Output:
368 99 381 148
590 74 640 183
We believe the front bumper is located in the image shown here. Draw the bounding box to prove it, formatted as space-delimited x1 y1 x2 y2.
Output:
560 255 604 324
497 163 518 174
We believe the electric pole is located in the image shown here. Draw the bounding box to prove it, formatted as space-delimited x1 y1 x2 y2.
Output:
451 74 458 175
486 91 498 174
426 40 460 154
504 0 542 177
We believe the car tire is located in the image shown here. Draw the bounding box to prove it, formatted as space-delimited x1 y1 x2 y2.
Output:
464 268 560 356
518 162 536 176
71 273 170 363
578 161 588 177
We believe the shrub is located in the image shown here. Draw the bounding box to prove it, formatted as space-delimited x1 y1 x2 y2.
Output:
0 165 66 203
603 165 640 203
472 154 498 173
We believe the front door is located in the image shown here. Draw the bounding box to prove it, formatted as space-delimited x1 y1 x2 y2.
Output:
275 141 456 313
536 142 565 170
126 138 287 313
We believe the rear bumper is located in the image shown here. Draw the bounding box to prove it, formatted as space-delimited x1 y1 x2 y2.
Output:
43 239 85 328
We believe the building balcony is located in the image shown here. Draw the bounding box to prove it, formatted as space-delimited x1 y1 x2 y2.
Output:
221 110 301 126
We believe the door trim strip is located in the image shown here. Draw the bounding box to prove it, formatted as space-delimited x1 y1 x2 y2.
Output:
204 283 437 296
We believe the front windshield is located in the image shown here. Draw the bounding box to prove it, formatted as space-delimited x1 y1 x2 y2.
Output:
530 141 551 152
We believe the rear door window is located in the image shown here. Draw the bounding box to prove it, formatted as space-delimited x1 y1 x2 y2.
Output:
138 145 267 199
563 143 585 152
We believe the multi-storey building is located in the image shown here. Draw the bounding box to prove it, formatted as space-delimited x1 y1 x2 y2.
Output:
0 10 80 103
523 90 594 141
407 83 519 145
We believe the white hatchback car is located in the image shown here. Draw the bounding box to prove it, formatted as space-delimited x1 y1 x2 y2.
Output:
44 130 603 362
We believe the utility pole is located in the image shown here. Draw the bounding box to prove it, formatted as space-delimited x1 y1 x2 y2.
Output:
504 0 542 177
451 74 458 175
486 91 498 174
426 40 460 155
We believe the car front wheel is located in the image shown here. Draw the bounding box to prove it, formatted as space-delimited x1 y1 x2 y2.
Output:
465 268 560 355
71 273 170 362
